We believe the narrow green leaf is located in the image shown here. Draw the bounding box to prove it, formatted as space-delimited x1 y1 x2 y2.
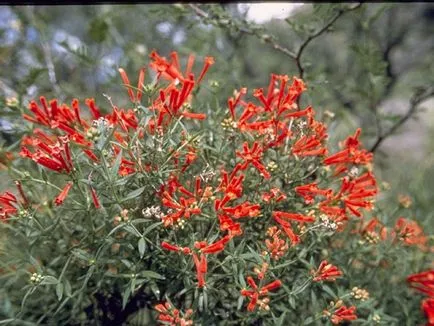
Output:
122 284 132 310
237 296 244 310
111 150 123 178
322 284 338 299
138 237 146 259
139 270 165 280
275 311 287 326
56 282 64 301
64 280 72 297
121 186 146 202
142 221 163 237
41 276 58 285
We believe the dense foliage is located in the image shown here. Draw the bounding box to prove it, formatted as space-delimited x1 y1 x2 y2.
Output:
0 49 432 325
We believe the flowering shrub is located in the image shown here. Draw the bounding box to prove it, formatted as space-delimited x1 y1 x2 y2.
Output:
0 50 432 325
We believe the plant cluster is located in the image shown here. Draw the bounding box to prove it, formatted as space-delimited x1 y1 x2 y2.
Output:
0 50 432 325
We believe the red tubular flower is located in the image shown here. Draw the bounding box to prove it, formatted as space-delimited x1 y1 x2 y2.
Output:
85 98 102 119
236 142 270 179
161 242 181 252
260 280 282 294
154 302 194 326
227 87 247 119
161 241 191 255
329 305 357 324
200 235 231 254
90 187 100 209
261 188 286 203
295 183 333 204
0 192 18 221
407 270 434 297
272 214 301 245
160 187 201 227
312 260 343 282
265 227 288 260
272 211 315 223
394 217 427 249
118 67 146 103
197 56 215 84
324 128 373 173
150 50 186 82
54 182 73 206
322 172 377 220
20 136 74 174
292 134 327 157
193 253 207 288
241 274 282 312
150 50 214 87
422 298 434 326
355 217 388 242
247 276 258 289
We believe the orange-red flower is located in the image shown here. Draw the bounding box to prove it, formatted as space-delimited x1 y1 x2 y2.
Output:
265 227 288 260
319 172 377 221
118 67 146 103
241 274 282 312
394 217 427 249
407 269 434 297
272 211 315 245
295 182 333 204
154 301 193 326
236 142 271 179
312 260 343 282
159 177 206 227
261 188 286 203
324 128 373 175
328 305 357 324
20 135 74 174
54 182 73 206
422 298 434 326
0 192 18 221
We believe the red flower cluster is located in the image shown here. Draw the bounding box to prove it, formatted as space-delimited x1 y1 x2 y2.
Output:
324 128 373 175
329 305 357 324
154 301 193 326
264 226 288 260
161 235 231 288
0 192 18 221
0 181 29 221
241 271 282 312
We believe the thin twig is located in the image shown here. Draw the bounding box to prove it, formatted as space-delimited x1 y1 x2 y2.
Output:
188 4 297 59
369 87 434 152
295 3 363 79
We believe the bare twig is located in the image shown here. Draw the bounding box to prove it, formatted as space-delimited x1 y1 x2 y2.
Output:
369 87 434 152
189 3 362 80
188 4 297 59
295 3 363 79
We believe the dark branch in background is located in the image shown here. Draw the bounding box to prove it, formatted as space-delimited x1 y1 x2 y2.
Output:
188 3 362 80
368 6 415 153
294 3 362 79
369 87 434 152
